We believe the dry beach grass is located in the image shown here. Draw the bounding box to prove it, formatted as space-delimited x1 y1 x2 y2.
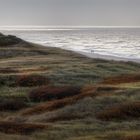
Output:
0 33 140 140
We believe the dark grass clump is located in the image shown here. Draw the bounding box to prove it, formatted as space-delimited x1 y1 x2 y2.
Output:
96 86 119 92
21 97 79 116
0 68 18 74
21 87 97 116
0 35 22 46
29 85 81 102
0 121 46 135
0 33 4 37
100 134 140 140
0 75 17 87
96 101 140 121
120 135 140 140
16 75 49 87
0 99 29 111
103 74 140 85
47 114 83 122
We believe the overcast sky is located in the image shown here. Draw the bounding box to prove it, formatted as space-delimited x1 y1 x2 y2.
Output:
0 0 140 26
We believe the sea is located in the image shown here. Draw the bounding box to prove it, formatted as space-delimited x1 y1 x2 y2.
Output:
1 27 140 60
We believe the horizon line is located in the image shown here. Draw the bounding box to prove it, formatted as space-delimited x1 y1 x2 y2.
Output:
0 25 140 31
0 25 140 28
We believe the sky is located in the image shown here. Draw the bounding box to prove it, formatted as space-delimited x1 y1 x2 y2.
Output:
0 0 140 27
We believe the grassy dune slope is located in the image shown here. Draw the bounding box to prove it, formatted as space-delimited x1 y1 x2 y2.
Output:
0 33 140 140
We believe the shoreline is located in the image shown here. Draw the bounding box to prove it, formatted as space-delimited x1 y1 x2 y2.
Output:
42 45 140 64
76 51 140 64
33 42 140 64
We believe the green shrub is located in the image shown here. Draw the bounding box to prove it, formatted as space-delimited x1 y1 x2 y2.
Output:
0 35 22 46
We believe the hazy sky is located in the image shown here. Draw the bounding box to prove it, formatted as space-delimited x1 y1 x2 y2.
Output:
0 0 140 26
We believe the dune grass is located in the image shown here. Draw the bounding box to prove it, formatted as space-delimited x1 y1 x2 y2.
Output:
0 33 140 139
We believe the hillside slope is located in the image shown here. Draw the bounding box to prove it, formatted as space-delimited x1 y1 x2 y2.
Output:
0 33 140 140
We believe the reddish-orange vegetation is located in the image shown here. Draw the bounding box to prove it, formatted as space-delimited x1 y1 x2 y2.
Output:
21 97 80 116
16 74 49 87
21 86 97 116
102 74 140 85
96 101 140 121
121 135 140 140
0 121 47 135
82 85 123 97
29 86 82 102
0 99 28 111
23 85 125 116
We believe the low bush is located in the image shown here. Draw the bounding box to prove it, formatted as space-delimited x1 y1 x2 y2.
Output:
96 101 140 121
0 33 3 37
22 88 96 116
0 68 18 74
29 85 81 102
16 75 49 87
121 135 140 140
0 99 28 111
47 114 83 122
0 35 22 46
0 75 17 87
103 74 140 85
0 121 46 135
